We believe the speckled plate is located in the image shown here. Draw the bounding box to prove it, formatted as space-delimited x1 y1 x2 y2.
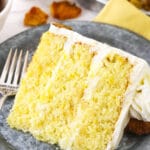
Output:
0 21 150 150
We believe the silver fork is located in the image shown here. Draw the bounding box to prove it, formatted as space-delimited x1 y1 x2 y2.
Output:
0 49 29 110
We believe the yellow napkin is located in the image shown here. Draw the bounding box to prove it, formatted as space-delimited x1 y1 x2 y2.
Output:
94 0 150 40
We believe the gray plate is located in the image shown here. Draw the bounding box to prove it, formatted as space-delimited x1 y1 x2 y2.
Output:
76 0 150 15
76 0 104 12
0 21 150 150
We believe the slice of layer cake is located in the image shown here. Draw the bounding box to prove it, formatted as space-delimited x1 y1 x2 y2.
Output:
7 24 150 150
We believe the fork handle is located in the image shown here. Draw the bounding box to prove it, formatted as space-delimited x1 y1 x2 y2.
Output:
0 95 7 110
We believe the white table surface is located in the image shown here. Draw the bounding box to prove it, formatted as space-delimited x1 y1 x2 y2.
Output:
0 0 100 44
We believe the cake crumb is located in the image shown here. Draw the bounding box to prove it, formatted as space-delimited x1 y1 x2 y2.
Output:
24 6 48 26
50 1 81 20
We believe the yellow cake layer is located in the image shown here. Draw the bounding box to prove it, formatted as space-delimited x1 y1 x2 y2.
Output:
7 32 67 131
30 42 94 144
67 54 133 150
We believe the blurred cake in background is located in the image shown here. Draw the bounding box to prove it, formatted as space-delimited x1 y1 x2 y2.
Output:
128 0 150 10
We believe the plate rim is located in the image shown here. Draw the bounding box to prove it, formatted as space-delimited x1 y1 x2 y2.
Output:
0 21 150 48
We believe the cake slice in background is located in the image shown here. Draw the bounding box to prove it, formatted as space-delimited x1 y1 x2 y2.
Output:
7 23 150 150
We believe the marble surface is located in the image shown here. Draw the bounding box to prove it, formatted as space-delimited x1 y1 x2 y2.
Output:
0 0 98 44
0 21 150 150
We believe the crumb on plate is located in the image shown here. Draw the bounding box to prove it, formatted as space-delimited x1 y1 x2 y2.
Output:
24 6 48 26
50 1 82 20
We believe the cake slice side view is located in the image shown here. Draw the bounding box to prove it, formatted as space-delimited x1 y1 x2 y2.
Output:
7 30 67 132
7 23 150 150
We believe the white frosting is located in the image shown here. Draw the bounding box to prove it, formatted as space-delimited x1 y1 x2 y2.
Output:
50 24 104 50
83 47 114 101
49 24 150 150
130 65 150 121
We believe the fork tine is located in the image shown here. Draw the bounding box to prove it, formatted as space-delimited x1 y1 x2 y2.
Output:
7 49 17 84
20 50 29 81
0 49 29 110
13 50 23 85
0 49 13 83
